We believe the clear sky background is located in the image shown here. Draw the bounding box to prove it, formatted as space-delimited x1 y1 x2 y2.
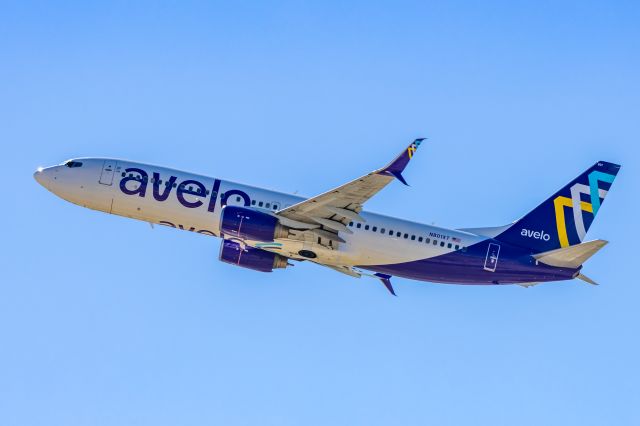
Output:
1 1 639 425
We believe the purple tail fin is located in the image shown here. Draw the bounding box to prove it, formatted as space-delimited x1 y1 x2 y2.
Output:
494 161 620 253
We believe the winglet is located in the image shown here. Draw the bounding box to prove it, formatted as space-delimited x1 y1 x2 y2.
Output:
378 138 425 186
389 170 409 186
374 273 397 296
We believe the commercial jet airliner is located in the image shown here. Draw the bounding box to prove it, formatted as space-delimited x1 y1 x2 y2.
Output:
34 140 620 295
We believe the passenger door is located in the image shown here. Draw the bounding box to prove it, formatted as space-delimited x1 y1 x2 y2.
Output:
99 160 117 185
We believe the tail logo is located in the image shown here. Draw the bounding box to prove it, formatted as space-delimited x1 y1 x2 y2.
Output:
553 170 616 248
407 139 422 159
521 228 551 241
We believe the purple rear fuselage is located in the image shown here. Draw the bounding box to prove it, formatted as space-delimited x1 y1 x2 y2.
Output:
361 238 579 285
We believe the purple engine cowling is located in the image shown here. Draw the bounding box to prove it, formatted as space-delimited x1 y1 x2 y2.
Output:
219 240 289 272
220 206 288 242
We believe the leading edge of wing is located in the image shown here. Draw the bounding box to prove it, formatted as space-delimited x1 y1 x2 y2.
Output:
276 137 426 219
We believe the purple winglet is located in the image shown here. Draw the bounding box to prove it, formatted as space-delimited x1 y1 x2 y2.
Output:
374 273 397 296
378 138 425 186
389 170 409 186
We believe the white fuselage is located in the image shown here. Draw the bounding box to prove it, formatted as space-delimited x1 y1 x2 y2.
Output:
34 158 482 267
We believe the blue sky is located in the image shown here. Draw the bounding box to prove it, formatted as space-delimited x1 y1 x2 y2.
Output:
1 1 639 425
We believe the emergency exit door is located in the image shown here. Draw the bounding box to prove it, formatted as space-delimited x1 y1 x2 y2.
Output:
99 160 117 185
483 243 501 272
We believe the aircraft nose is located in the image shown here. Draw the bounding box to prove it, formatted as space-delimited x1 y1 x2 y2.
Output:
33 167 48 188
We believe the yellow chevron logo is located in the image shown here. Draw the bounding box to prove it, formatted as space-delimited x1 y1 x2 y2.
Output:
407 145 416 159
553 196 593 248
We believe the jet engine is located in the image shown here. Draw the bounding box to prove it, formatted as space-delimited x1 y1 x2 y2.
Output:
219 240 289 273
220 206 288 242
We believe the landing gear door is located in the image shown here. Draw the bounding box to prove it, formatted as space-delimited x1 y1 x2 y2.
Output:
99 160 117 185
483 243 501 272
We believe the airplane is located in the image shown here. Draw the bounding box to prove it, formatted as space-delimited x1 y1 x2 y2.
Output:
33 140 620 295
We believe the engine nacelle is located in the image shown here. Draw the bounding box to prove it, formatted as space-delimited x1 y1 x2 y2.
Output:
220 206 288 242
219 240 289 273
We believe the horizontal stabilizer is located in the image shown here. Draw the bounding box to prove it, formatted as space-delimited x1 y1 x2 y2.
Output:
533 239 608 268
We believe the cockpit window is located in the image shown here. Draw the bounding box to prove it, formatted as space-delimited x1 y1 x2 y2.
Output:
65 161 83 168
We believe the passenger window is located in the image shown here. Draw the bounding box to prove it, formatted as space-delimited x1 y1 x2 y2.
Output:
188 186 193 191
357 223 362 228
389 230 393 235
121 172 126 177
440 241 445 247
251 200 256 205
426 238 430 243
381 228 385 233
173 183 177 188
396 232 401 237
349 221 353 227
447 243 452 248
258 201 263 207
238 197 243 203
372 226 377 232
365 225 370 230
265 203 271 208
455 245 460 250
411 235 416 240
273 203 280 210
433 240 438 245
403 233 408 239
418 237 423 242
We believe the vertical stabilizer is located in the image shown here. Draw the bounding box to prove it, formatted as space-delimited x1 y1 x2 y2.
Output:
494 161 620 253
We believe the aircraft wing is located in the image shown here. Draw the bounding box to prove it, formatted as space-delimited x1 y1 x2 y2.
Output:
276 138 424 236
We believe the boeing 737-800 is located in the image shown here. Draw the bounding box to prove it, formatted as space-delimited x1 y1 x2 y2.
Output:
33 140 620 295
